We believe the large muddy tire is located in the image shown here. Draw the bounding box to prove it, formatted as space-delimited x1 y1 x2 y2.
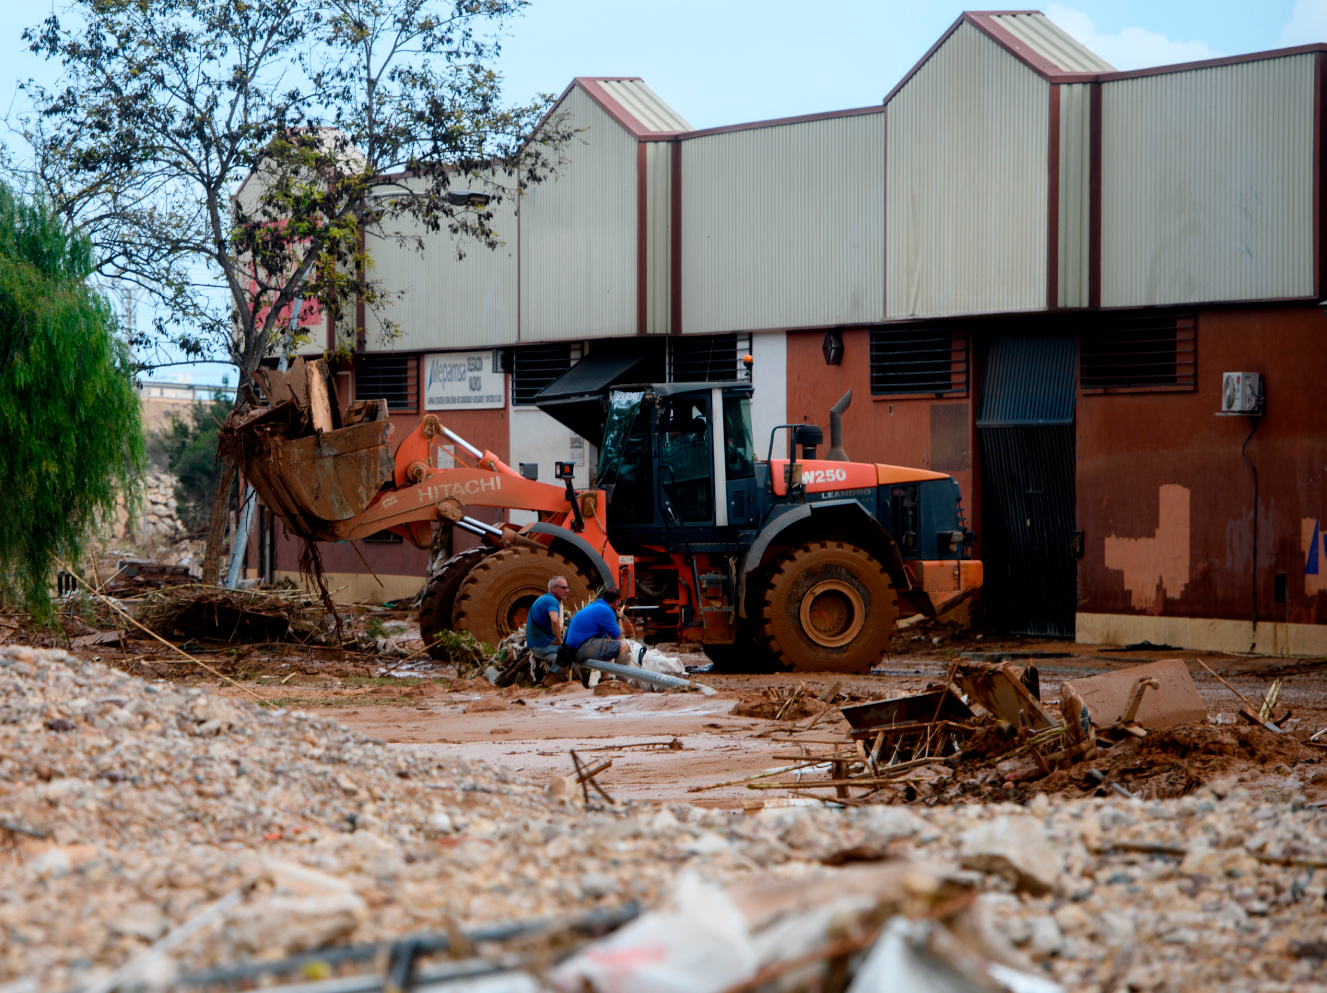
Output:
758 541 897 674
419 546 493 660
451 546 595 651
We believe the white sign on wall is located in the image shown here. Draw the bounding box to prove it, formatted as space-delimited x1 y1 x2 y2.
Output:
423 351 505 410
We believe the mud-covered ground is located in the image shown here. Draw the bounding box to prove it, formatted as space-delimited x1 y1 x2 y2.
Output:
26 604 1326 809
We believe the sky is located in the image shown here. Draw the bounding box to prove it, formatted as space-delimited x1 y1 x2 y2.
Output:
0 0 1317 384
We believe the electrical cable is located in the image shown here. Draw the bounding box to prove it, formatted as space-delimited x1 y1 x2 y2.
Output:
1240 416 1261 631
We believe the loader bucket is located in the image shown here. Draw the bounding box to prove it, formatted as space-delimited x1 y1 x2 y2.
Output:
222 397 394 540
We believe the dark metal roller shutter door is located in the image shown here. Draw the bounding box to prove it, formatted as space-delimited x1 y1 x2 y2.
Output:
976 333 1078 637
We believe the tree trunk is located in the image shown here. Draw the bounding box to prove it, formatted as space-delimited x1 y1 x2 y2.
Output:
199 453 238 585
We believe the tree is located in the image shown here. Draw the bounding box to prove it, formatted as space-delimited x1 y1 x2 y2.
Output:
22 0 572 583
0 178 143 621
154 393 236 532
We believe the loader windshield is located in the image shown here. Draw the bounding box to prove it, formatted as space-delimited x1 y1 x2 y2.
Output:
596 390 644 483
598 390 654 527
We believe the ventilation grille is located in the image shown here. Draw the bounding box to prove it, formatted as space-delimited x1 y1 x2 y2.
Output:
1080 314 1195 392
870 326 968 396
511 344 572 406
730 489 746 522
669 333 751 383
355 355 417 411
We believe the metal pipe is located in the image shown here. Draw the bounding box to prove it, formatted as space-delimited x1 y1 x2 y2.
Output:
225 486 258 589
461 515 504 536
575 657 716 695
827 390 852 462
442 427 484 459
453 519 488 536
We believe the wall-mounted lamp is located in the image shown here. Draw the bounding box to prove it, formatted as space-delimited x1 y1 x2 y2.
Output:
445 190 492 208
822 329 844 365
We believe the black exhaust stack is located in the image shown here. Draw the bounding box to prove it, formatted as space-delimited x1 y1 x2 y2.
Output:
826 390 852 461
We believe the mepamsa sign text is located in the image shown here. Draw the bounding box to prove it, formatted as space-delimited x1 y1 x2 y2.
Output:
423 351 505 410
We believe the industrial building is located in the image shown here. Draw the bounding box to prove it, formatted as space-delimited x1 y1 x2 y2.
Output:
255 9 1327 657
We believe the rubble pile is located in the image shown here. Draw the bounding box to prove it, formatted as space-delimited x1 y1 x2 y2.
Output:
2 646 1326 993
131 585 336 644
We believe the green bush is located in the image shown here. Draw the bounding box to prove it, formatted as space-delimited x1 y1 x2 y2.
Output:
0 180 144 620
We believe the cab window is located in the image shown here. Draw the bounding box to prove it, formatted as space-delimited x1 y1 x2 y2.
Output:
659 397 712 521
723 396 755 479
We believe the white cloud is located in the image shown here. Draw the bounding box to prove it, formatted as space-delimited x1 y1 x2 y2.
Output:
1280 0 1327 45
1046 5 1222 71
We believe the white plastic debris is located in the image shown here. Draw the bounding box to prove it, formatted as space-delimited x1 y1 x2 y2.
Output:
549 872 757 993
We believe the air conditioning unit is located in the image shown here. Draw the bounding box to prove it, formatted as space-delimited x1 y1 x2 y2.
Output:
1220 372 1262 415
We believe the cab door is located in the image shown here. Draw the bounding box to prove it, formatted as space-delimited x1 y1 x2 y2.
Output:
657 393 715 527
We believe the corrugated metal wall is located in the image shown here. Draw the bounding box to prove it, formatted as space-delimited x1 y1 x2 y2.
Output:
644 140 672 334
680 112 885 334
1057 83 1092 308
1100 53 1316 307
886 22 1049 319
362 181 518 351
520 85 639 340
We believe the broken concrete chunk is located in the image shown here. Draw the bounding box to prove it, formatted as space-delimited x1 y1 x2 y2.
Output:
959 816 1065 895
1061 659 1206 731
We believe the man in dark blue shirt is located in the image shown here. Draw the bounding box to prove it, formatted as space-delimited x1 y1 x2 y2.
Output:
565 586 630 664
525 576 570 661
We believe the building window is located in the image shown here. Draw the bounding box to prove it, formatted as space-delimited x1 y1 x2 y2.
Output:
355 354 418 411
869 325 968 396
361 529 404 543
669 333 750 382
1080 314 1195 392
511 344 572 406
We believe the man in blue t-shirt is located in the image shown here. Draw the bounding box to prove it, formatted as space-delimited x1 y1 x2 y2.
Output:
525 576 570 660
565 586 630 664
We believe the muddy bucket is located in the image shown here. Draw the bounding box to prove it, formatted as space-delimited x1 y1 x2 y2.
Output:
224 398 394 539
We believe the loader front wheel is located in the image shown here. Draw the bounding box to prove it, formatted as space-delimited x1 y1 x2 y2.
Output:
451 546 595 651
419 546 493 660
758 541 897 674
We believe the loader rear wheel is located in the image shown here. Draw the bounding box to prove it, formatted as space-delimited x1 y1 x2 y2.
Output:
451 546 595 651
419 546 493 660
758 541 897 674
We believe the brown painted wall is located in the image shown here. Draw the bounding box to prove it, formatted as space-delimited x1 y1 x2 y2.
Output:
1077 303 1327 625
786 327 977 539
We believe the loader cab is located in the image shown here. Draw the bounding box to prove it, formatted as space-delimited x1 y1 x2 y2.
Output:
598 382 758 550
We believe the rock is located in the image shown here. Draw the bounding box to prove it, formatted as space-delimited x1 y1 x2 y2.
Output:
854 805 925 841
579 873 622 898
225 891 367 956
26 847 72 880
684 831 730 856
109 904 168 941
959 816 1065 894
1024 915 1064 957
995 753 1046 783
1179 843 1222 878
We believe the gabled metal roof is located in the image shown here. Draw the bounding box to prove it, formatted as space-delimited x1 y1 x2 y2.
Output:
987 12 1115 73
596 79 692 133
570 77 692 138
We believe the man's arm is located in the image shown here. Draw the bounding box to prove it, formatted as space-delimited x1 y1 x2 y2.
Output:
548 608 565 643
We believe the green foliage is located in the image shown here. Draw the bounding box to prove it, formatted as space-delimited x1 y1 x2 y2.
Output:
154 395 233 531
0 179 144 620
